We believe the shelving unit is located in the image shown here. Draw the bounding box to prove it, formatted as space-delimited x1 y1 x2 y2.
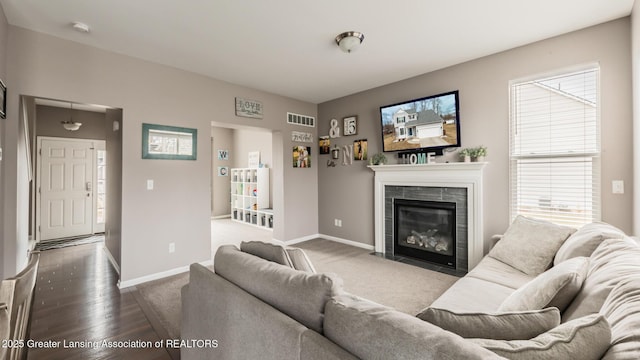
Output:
230 168 273 230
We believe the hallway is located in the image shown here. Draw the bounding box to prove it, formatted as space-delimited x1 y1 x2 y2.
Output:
27 243 172 360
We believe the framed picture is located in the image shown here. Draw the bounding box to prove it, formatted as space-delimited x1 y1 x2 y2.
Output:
235 97 263 119
293 146 311 168
343 115 357 136
218 166 229 176
0 79 6 119
142 123 197 160
353 139 368 161
319 136 330 154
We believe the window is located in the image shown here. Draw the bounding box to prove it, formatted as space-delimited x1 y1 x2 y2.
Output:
510 65 600 228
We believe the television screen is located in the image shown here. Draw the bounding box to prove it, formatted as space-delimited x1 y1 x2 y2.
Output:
379 90 460 155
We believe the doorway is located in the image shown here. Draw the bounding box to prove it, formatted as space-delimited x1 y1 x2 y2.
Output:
36 137 105 241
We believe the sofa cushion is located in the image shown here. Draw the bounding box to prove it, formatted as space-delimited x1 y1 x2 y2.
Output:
241 241 294 267
429 276 516 313
214 245 343 333
416 307 560 340
499 257 588 313
600 278 640 359
488 216 576 276
286 248 316 273
324 294 504 360
467 256 535 290
563 238 640 322
554 222 626 266
470 314 611 360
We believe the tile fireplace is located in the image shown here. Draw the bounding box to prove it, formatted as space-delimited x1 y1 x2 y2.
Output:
369 162 487 274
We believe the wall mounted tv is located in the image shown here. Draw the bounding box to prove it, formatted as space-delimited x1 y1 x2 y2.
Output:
379 90 460 155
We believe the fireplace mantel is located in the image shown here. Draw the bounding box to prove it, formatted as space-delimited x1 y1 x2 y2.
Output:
369 162 488 271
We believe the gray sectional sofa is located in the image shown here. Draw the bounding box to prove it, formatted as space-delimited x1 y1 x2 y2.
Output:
181 218 640 359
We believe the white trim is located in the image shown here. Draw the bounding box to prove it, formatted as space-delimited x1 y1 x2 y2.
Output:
103 244 120 275
118 259 213 289
281 234 319 246
316 234 374 251
369 163 487 271
278 233 375 251
211 214 231 220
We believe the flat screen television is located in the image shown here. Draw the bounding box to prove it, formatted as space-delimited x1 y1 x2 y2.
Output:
379 90 460 155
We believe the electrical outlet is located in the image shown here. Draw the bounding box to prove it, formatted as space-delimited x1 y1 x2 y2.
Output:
169 242 175 253
334 219 342 227
147 179 154 190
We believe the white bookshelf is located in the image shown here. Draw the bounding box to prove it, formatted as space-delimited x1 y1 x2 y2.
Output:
230 168 273 230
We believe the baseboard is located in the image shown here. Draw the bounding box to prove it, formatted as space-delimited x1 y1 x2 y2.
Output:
118 259 213 289
319 234 375 251
283 234 321 246
211 214 231 220
102 245 121 275
283 233 375 251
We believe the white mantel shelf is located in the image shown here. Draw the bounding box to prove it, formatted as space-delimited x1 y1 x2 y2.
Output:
369 161 488 271
368 162 488 172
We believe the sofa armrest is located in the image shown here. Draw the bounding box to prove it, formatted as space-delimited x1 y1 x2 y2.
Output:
181 263 308 360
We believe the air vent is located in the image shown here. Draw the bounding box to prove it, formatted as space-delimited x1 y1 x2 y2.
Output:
287 112 315 127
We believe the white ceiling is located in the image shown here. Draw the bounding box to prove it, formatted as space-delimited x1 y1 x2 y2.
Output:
1 0 634 104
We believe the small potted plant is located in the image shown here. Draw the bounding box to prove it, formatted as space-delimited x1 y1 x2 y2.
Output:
459 148 471 163
370 152 388 166
473 146 487 162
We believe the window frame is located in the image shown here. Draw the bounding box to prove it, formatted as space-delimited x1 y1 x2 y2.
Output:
508 63 601 227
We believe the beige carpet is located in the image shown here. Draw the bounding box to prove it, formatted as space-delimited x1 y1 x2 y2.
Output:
136 238 459 338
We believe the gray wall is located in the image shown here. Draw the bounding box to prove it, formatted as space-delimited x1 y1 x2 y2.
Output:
211 126 233 217
318 18 634 251
36 105 106 140
3 26 317 284
233 128 273 208
105 108 123 269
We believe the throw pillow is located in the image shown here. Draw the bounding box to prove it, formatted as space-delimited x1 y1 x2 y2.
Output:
286 248 316 273
416 307 560 340
488 215 576 276
498 256 589 313
324 294 504 360
553 222 626 266
470 314 611 360
240 241 294 268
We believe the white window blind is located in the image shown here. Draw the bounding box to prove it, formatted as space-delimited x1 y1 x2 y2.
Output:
510 66 600 228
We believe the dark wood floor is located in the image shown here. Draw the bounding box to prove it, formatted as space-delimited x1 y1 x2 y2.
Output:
27 242 174 360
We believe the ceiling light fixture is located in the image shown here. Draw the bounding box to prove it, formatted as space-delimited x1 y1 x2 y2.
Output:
71 21 90 33
62 103 82 131
335 31 364 53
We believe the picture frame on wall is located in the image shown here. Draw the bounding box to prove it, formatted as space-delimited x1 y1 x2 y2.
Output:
353 139 368 161
293 146 311 168
319 136 330 154
343 115 357 136
0 79 6 119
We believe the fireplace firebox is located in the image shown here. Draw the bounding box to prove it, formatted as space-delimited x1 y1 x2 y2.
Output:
393 199 456 268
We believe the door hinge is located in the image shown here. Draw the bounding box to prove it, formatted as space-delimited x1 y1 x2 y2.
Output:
38 226 41 233
38 148 42 156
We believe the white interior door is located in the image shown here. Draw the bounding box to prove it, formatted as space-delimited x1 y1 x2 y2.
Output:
39 138 94 240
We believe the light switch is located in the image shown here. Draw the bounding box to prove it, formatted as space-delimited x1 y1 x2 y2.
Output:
612 180 624 194
147 179 154 190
